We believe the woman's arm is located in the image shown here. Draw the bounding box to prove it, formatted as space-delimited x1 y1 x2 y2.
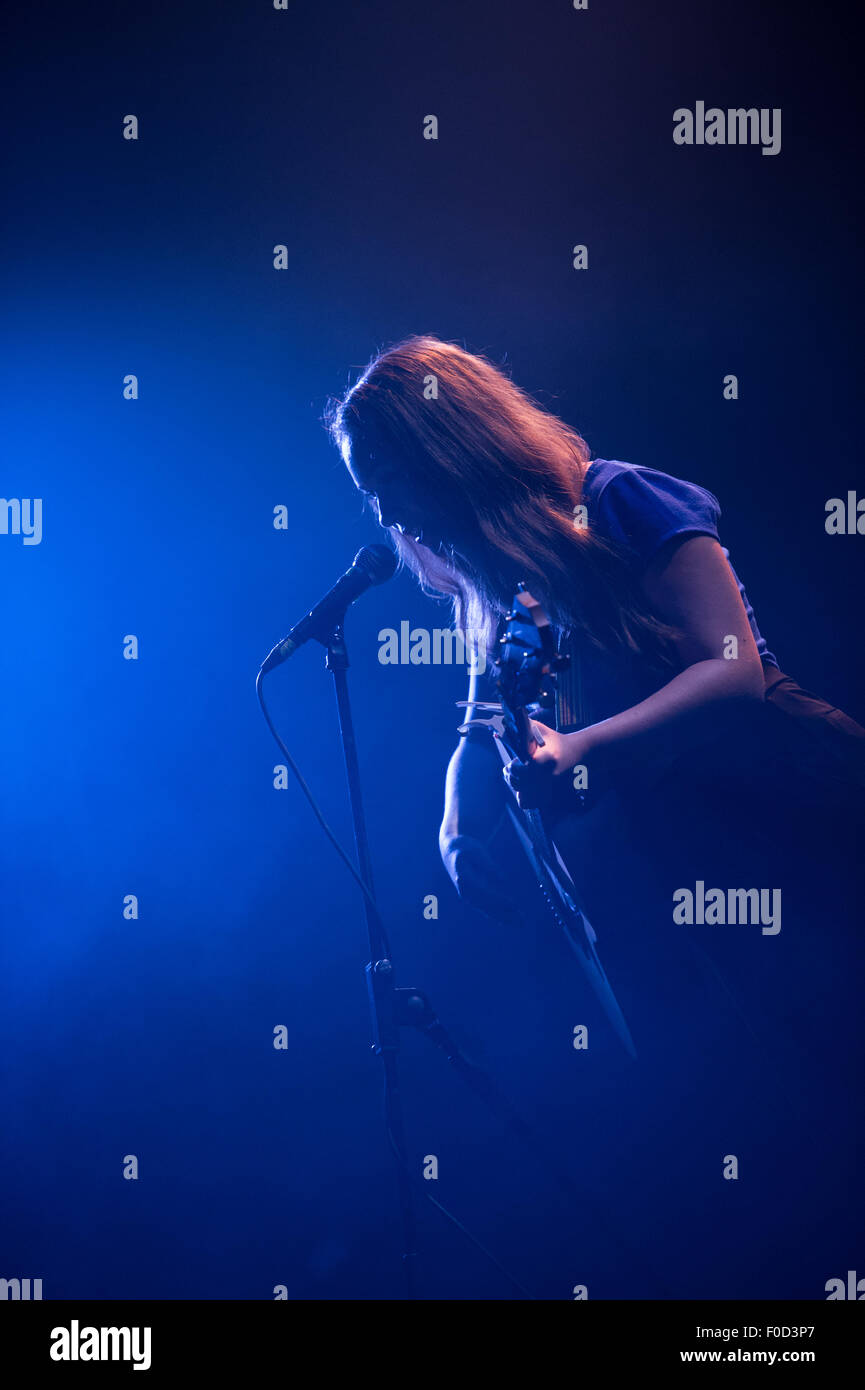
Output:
440 735 508 844
508 536 766 796
439 664 522 924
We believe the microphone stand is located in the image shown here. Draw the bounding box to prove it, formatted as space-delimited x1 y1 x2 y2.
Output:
325 622 418 1298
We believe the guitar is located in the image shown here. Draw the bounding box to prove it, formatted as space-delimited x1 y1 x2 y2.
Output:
457 585 637 1059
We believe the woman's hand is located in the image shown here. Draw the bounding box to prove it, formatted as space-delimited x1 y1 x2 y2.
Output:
502 722 591 811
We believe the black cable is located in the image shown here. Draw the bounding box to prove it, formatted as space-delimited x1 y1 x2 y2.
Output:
256 668 391 956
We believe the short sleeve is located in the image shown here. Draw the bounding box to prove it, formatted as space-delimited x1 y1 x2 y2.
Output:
592 465 721 567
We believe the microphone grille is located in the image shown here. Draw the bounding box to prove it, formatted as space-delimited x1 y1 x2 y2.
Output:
353 544 398 585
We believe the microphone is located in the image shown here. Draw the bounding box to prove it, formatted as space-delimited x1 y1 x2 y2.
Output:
260 544 398 673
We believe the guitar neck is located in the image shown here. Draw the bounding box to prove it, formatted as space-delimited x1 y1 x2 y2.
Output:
500 704 538 765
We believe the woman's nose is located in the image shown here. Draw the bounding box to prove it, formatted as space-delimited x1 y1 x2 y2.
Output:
376 498 405 532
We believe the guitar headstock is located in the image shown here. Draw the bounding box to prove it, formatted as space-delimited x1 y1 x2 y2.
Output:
489 586 567 761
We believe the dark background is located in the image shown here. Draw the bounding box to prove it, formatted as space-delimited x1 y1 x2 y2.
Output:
1 0 862 1299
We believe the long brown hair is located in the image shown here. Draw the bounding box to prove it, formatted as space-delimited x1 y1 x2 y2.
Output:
326 335 675 663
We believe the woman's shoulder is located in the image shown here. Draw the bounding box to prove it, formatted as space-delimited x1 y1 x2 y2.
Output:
585 457 719 505
583 457 722 561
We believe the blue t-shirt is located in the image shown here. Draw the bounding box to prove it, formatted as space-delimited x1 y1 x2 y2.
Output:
584 459 777 667
552 459 777 730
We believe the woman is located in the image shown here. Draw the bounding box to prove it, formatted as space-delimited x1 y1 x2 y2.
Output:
328 333 861 829
327 335 864 1288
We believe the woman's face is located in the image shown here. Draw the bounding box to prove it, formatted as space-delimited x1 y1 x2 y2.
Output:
347 443 464 554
